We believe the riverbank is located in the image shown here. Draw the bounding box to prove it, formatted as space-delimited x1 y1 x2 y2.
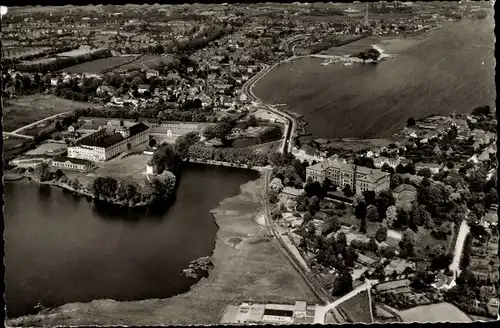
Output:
6 173 319 326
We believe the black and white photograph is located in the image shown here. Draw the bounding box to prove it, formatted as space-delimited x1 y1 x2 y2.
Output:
1 1 498 326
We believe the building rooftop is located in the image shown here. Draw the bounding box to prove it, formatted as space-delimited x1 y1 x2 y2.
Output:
52 155 91 166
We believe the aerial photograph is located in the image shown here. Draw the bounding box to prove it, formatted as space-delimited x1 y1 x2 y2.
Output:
1 1 498 326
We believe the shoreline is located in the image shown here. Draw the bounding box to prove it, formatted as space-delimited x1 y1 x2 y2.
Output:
6 172 319 326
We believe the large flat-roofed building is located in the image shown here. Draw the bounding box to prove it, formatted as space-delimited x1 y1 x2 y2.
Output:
68 123 149 162
220 302 315 324
51 155 93 172
306 158 390 194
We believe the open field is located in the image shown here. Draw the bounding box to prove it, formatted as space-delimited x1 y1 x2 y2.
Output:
3 138 26 151
3 94 100 133
115 55 173 71
398 303 472 323
6 175 319 326
338 290 372 323
61 56 136 73
77 153 151 188
3 47 52 60
254 15 495 139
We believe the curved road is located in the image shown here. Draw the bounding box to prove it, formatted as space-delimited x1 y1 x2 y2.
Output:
12 111 70 134
242 63 297 154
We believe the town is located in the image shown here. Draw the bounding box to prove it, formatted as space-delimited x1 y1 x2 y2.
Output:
2 1 497 326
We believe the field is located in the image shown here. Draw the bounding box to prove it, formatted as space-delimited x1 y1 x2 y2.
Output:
3 138 26 151
253 15 495 139
25 142 67 156
3 94 99 132
398 303 472 323
3 47 51 60
115 55 173 71
338 290 373 323
7 175 320 326
61 56 136 73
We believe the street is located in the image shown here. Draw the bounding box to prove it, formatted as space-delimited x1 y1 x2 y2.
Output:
449 219 471 277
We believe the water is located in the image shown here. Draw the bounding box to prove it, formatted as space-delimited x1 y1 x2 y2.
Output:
4 163 259 318
254 14 495 139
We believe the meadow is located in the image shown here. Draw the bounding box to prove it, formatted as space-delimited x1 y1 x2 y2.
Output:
61 56 136 73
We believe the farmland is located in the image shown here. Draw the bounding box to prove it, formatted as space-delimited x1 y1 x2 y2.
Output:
398 303 472 323
3 94 99 132
61 56 138 73
338 290 373 323
253 15 494 139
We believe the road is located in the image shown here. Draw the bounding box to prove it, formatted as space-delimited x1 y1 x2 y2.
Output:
2 132 34 140
241 63 297 154
11 111 70 134
313 280 375 324
449 219 471 278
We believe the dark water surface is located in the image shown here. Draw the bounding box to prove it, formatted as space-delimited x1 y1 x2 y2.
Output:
4 163 259 318
254 13 495 139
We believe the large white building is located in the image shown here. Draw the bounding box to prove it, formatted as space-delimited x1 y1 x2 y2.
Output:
306 157 391 194
68 123 149 162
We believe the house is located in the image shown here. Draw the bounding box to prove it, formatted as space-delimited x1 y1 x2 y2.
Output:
373 156 401 169
231 122 247 136
392 184 417 201
356 253 377 267
240 93 249 103
146 161 157 174
282 187 304 199
51 155 92 171
50 77 59 86
146 70 158 79
414 163 442 174
137 84 150 94
96 85 115 96
431 272 456 290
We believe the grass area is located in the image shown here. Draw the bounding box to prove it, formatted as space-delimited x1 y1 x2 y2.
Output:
398 303 472 323
25 142 67 156
338 290 372 323
7 175 319 326
116 55 173 71
78 153 151 188
3 94 99 132
61 56 135 73
3 138 26 151
414 228 448 258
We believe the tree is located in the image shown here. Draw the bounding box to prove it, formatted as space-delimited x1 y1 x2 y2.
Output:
386 205 397 225
399 229 416 257
366 204 379 222
363 190 376 205
375 224 388 242
471 105 491 116
407 117 416 127
337 232 347 247
269 190 279 204
360 216 367 234
149 138 157 148
332 269 353 296
417 168 432 178
390 174 403 189
355 201 367 220
343 184 354 197
308 195 320 215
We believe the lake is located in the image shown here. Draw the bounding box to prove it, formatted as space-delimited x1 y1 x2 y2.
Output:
253 13 495 139
4 163 259 318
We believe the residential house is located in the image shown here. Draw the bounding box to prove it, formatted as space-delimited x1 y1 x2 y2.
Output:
373 156 401 169
137 84 150 94
415 163 442 174
431 272 456 290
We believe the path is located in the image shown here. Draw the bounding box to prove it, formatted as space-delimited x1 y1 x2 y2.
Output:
449 219 471 278
12 111 70 134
